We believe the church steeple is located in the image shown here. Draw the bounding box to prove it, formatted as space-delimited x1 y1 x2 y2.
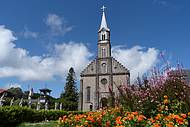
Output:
98 6 111 58
99 6 110 32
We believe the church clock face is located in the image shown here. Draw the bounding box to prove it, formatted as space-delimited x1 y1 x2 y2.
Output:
101 78 107 85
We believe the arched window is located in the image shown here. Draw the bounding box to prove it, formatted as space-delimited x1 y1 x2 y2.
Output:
86 86 90 101
102 63 107 73
102 48 106 57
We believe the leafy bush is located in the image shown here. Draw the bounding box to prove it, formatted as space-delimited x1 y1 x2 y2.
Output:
0 106 84 127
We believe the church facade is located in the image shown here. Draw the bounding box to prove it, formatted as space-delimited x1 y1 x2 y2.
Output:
79 8 130 111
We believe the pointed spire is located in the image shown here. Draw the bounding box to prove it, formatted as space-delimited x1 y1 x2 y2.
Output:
99 6 110 32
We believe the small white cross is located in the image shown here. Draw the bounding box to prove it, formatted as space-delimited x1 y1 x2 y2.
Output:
101 5 106 12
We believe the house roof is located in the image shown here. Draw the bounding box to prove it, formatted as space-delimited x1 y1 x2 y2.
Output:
0 89 6 94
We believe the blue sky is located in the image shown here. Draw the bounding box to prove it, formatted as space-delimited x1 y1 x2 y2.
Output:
0 0 189 97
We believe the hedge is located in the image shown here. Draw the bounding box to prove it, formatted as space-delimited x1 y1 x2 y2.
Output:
0 106 84 127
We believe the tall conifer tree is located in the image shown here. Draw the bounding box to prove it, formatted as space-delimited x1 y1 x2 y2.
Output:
60 67 78 111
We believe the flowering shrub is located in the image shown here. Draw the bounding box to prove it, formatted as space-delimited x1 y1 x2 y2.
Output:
113 67 190 117
58 96 190 127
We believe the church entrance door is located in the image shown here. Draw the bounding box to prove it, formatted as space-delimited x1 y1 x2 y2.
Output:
101 97 108 108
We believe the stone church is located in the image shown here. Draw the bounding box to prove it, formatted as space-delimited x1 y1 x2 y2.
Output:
79 8 130 111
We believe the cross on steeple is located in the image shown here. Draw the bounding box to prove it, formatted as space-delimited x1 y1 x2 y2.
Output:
101 5 106 12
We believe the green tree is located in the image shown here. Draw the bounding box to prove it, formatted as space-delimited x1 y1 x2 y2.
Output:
60 67 78 111
7 87 23 99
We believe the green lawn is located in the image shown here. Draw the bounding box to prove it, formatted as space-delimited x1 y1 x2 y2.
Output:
18 121 58 127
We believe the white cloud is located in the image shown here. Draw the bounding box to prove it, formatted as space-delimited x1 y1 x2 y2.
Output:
112 45 159 82
0 25 91 81
52 42 93 78
46 14 73 36
0 25 158 83
21 26 38 39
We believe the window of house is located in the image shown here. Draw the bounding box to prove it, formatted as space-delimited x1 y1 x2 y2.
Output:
86 86 90 101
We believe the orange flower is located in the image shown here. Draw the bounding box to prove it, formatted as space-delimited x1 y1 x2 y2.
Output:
132 111 138 115
164 116 172 121
75 115 80 121
86 116 95 123
102 111 106 116
181 113 187 119
127 114 134 120
176 118 184 125
137 115 145 122
177 119 184 125
152 123 161 127
173 114 179 119
116 116 123 125
166 123 174 127
172 115 184 125
78 114 84 119
148 118 155 123
155 114 162 120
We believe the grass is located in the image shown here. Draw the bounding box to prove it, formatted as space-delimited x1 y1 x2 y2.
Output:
18 121 58 127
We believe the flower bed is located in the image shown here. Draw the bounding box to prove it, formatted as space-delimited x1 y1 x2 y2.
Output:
58 108 189 127
58 96 190 127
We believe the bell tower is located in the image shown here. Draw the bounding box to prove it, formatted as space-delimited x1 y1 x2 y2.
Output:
98 6 111 58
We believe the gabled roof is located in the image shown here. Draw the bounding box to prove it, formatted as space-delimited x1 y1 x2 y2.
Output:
112 57 130 75
81 59 97 76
